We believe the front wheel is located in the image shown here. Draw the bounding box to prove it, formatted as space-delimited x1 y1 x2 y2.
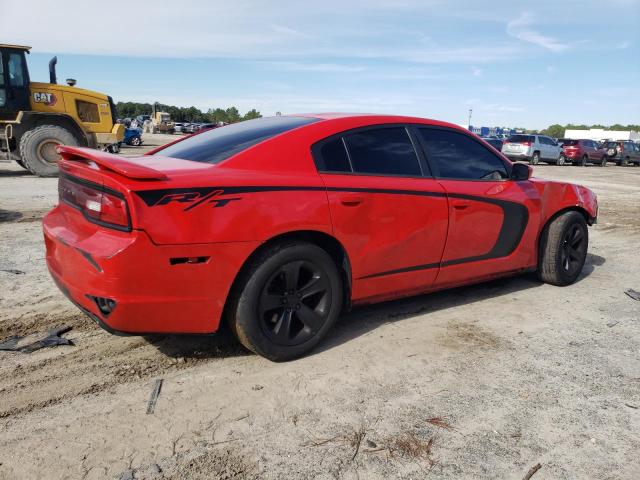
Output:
228 242 343 361
19 125 79 177
130 136 142 146
557 155 566 166
599 156 607 167
538 211 588 286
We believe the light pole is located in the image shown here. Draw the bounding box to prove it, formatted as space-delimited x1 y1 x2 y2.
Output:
468 108 473 129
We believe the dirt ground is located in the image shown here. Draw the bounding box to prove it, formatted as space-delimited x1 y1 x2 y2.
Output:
1 135 639 479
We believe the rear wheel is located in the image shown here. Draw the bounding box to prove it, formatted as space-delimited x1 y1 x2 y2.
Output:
538 211 588 286
530 151 540 165
621 156 629 166
557 155 566 166
580 154 588 167
19 125 78 177
228 241 343 361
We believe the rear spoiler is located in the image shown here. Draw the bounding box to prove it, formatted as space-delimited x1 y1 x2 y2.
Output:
57 146 168 180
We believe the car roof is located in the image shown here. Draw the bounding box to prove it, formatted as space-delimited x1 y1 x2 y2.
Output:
287 112 467 131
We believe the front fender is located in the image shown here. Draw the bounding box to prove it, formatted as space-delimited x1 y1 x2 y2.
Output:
533 179 598 228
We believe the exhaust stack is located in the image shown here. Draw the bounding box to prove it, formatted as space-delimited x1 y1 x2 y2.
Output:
49 56 57 84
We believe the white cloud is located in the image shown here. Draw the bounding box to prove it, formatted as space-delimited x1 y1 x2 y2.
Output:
255 61 365 73
2 0 519 64
507 12 571 52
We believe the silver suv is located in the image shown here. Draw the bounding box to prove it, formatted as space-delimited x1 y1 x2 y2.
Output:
501 134 562 165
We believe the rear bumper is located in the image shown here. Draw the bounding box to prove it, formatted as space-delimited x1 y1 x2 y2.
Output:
504 152 530 160
44 205 259 334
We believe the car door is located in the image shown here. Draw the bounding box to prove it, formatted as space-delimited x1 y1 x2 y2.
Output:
312 125 449 302
416 126 542 287
0 48 31 121
586 140 598 161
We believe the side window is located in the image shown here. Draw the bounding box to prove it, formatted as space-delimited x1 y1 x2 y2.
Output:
315 137 351 172
0 55 5 107
418 128 508 180
7 53 26 87
343 127 421 176
76 100 100 123
539 136 550 145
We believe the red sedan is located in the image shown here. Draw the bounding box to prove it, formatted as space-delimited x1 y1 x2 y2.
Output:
44 114 597 360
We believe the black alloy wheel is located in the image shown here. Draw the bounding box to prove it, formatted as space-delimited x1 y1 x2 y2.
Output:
229 241 343 361
259 260 332 346
559 224 587 277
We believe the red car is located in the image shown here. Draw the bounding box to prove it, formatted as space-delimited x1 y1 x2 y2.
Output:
44 114 598 360
559 139 607 166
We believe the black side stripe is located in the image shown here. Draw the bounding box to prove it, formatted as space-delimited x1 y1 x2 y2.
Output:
134 185 529 277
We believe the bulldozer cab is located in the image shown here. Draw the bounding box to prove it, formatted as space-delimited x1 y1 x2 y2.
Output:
0 45 31 120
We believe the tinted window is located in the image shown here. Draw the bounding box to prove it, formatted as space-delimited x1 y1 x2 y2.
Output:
7 53 26 87
155 116 319 164
562 140 579 146
508 134 534 143
0 55 5 107
343 127 421 176
316 137 351 172
419 128 508 180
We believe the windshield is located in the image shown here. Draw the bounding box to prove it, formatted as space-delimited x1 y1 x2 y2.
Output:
154 116 319 164
507 135 533 143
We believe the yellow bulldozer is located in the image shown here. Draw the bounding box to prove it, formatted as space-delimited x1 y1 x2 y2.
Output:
0 44 124 176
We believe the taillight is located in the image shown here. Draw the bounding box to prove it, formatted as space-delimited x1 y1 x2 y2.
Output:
521 141 531 146
59 175 131 231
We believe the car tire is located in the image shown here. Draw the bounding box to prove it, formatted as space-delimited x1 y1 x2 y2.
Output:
130 136 142 146
621 156 629 166
557 155 565 166
580 155 588 167
228 241 343 361
530 152 540 165
19 125 79 177
599 156 607 167
538 211 588 286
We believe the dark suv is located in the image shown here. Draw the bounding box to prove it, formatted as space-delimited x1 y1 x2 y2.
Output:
558 139 607 167
604 141 640 166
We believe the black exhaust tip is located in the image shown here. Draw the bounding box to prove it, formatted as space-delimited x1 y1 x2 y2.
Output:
86 295 116 316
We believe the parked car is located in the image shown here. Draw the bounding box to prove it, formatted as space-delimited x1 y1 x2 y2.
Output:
183 123 202 134
559 139 607 167
121 127 143 147
44 114 597 361
198 123 216 132
173 122 187 133
603 141 640 166
482 137 504 151
502 134 562 165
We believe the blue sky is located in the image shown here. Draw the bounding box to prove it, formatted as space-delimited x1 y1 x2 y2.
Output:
3 0 639 129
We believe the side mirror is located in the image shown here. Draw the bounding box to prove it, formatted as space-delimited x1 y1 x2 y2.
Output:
511 162 531 181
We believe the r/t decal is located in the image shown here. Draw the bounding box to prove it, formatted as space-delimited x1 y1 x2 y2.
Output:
146 189 241 210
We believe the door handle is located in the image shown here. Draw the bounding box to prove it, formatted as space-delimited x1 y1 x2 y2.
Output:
451 199 470 210
339 194 364 206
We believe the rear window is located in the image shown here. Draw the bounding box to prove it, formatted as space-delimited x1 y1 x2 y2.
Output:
605 141 619 148
154 116 319 164
507 135 534 143
562 140 579 146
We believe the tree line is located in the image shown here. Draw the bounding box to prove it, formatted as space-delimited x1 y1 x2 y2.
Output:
115 102 262 124
539 124 640 138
